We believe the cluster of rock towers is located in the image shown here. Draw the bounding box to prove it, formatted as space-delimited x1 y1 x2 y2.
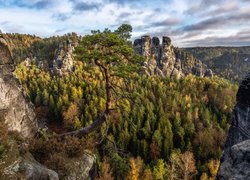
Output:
134 35 213 78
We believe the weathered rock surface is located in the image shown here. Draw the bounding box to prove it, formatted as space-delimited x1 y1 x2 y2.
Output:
0 37 38 138
218 73 250 179
218 139 250 179
134 36 213 78
0 140 59 180
52 40 76 75
63 151 96 180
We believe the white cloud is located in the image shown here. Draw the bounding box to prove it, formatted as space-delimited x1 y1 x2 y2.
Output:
0 0 249 46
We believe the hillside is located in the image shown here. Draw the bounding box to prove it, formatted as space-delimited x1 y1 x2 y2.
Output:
185 47 250 83
0 27 239 179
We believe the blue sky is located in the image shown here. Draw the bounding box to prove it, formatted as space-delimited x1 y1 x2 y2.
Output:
0 0 250 47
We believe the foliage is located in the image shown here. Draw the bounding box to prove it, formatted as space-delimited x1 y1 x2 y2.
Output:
97 157 114 180
14 25 238 179
127 157 143 180
185 46 250 82
207 159 220 179
114 24 133 40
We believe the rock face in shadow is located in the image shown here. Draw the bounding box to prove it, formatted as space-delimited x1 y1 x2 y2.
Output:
218 73 250 179
0 140 59 180
134 36 213 78
0 37 38 138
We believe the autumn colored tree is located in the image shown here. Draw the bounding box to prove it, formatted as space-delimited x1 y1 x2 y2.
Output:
63 102 80 130
168 151 197 180
142 168 154 180
207 159 220 179
181 151 197 180
126 157 143 180
97 157 114 180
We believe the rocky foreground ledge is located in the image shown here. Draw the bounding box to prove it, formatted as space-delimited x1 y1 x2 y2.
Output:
218 73 250 179
0 36 96 180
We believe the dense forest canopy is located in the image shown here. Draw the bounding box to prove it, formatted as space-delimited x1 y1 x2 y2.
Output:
185 47 250 82
12 25 238 179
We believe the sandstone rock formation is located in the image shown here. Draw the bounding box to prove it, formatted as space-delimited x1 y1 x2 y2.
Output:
0 37 38 138
134 36 213 78
218 73 250 179
0 140 59 179
52 39 76 75
0 33 78 75
64 151 96 180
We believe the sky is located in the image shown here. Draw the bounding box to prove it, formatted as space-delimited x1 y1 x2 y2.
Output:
0 0 250 47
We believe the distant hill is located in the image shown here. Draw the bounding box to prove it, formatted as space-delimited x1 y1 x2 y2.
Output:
184 47 250 83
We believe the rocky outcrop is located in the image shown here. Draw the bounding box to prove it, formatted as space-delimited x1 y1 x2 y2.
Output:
0 140 96 180
0 140 59 179
0 37 38 138
134 36 213 78
0 32 79 75
63 151 96 180
51 40 75 75
218 140 250 179
218 73 250 179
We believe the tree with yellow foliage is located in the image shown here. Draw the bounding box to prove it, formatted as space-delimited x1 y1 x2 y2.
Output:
126 157 143 180
207 159 220 179
97 157 114 180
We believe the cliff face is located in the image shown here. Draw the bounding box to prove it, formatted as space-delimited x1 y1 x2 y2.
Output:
0 37 38 138
218 73 250 179
134 36 213 78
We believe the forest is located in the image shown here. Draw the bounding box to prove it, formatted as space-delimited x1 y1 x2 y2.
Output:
185 46 250 82
12 26 238 179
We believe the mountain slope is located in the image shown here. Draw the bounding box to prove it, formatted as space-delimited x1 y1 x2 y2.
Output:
185 47 250 82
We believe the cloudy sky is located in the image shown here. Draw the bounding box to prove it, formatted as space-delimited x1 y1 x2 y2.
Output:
0 0 250 47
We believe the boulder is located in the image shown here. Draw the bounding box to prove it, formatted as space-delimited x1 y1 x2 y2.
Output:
64 151 96 180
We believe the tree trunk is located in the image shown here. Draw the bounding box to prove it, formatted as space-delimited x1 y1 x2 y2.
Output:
58 62 111 138
58 109 109 138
